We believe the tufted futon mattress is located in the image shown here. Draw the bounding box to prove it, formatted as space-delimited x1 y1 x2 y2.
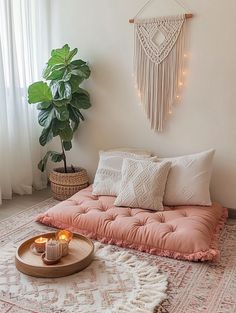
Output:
37 186 228 262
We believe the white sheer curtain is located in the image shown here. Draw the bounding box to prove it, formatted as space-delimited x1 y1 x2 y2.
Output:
0 0 50 204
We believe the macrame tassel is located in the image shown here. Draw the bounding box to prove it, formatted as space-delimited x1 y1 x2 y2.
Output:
134 15 186 132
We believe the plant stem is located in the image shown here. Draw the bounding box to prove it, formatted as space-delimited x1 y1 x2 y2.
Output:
60 138 67 173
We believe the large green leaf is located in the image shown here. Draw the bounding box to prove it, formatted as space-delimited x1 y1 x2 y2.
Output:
28 81 53 104
47 44 77 66
37 102 52 110
59 123 73 141
71 60 91 79
69 75 84 93
53 99 70 107
50 81 60 98
51 152 64 162
71 59 86 67
39 126 53 146
71 120 80 132
71 93 91 110
43 64 66 80
38 151 51 172
38 151 64 172
68 48 78 62
55 106 69 121
77 87 89 96
68 106 77 122
68 106 81 131
62 66 72 82
38 107 55 128
63 141 72 151
53 118 67 130
58 81 72 99
52 118 67 136
68 105 81 122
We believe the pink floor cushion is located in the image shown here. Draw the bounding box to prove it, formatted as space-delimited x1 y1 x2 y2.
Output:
37 186 228 262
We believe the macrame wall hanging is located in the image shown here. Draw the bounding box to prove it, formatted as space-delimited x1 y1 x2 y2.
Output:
129 0 193 132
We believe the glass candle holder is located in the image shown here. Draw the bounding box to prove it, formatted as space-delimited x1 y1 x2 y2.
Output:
55 230 73 243
59 239 69 256
34 237 48 253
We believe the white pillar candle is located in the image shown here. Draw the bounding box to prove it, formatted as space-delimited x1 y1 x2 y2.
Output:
45 239 62 260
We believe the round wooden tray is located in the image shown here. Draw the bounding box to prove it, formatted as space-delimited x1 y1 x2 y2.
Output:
15 232 94 278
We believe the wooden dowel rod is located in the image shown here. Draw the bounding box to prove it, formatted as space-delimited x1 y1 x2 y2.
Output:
129 13 193 23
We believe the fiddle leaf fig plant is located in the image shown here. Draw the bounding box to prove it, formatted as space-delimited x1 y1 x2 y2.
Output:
28 44 91 173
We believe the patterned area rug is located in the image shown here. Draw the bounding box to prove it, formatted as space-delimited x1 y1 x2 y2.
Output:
0 199 236 313
0 199 167 313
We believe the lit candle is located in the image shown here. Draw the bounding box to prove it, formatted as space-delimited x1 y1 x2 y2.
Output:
55 230 73 243
34 236 48 253
45 239 62 261
59 239 69 256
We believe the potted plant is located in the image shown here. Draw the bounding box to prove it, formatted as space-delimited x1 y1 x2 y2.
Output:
28 44 91 200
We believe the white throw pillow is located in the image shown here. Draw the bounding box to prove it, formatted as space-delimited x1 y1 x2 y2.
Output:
157 149 215 206
107 148 151 155
92 151 154 196
114 159 171 211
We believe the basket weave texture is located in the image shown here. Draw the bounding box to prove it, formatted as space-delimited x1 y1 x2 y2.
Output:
49 167 89 201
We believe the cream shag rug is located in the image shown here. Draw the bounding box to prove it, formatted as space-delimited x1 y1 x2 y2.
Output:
0 199 167 313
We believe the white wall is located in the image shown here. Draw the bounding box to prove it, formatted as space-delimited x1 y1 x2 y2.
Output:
49 0 236 210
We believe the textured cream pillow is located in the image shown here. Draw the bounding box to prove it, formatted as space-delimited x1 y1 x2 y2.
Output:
157 149 215 206
92 151 154 196
114 159 171 211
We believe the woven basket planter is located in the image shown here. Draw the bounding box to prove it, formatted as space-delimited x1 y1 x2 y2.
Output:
49 167 89 201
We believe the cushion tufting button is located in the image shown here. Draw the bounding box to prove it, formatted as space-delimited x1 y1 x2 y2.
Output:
168 226 174 232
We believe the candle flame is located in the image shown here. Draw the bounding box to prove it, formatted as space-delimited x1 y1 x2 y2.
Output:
60 234 67 240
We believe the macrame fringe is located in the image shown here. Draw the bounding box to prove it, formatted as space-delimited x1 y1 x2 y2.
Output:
134 15 187 131
94 243 168 313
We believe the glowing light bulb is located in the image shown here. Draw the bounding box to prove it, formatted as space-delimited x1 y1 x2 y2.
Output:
169 110 172 114
182 71 186 75
176 95 180 99
184 53 187 58
179 81 183 87
138 91 141 97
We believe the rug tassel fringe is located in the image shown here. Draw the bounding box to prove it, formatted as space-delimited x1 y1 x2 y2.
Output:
95 244 168 313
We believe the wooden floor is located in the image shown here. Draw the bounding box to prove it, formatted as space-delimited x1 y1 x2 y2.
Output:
0 188 52 220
